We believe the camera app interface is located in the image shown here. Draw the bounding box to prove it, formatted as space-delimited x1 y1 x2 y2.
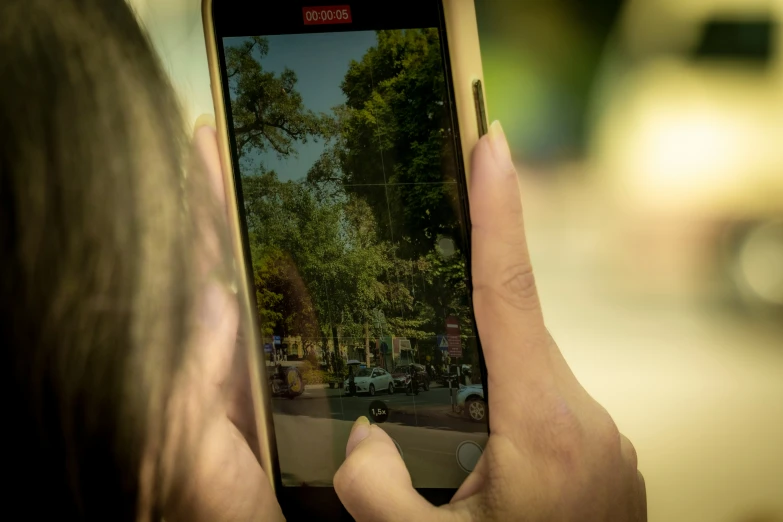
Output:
221 3 488 488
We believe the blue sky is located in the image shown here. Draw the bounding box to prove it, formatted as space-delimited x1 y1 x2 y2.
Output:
224 31 377 181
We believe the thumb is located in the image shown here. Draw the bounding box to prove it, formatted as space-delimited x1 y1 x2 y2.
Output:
192 122 226 209
334 417 443 522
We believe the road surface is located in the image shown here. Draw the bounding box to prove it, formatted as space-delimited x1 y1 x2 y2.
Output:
271 385 487 433
274 414 489 488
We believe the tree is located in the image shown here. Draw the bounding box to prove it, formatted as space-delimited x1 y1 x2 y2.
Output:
307 29 473 358
308 29 464 260
224 36 333 358
241 171 342 366
229 32 476 371
241 174 321 347
225 36 327 166
242 170 400 370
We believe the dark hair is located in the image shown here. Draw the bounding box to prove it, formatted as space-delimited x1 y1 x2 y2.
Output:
0 0 215 519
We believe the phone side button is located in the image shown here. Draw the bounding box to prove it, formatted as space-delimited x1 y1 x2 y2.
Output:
472 79 489 138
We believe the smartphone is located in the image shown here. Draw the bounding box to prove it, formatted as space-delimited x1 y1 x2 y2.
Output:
203 1 489 518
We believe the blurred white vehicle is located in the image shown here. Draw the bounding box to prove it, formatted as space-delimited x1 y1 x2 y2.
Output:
456 384 486 422
344 367 394 396
587 0 783 307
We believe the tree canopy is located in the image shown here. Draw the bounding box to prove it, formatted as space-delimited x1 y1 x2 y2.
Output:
226 36 327 165
308 29 464 259
226 31 476 368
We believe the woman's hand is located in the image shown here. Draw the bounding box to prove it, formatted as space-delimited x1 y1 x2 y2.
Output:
333 121 647 522
158 123 284 522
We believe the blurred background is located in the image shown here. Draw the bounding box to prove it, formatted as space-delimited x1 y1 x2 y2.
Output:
129 0 783 520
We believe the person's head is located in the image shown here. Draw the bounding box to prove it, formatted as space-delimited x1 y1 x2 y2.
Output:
1 0 239 519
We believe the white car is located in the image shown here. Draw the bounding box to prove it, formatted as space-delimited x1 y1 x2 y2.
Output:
344 367 394 396
456 384 486 422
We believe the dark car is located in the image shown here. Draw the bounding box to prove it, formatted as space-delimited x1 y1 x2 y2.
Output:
392 363 429 392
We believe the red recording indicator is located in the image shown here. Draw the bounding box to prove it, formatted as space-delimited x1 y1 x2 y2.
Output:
303 5 352 25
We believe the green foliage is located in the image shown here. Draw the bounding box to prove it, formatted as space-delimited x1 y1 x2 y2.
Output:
228 30 475 365
300 361 327 385
225 36 328 165
309 29 462 259
305 349 320 368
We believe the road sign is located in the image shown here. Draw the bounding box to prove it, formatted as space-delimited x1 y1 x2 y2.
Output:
437 335 449 351
273 335 282 345
445 316 462 358
264 343 273 353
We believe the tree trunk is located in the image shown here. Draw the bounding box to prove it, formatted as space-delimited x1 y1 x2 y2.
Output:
364 322 371 367
323 334 331 371
331 325 341 375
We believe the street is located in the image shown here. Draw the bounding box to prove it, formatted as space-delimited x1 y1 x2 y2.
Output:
272 383 491 487
271 384 487 433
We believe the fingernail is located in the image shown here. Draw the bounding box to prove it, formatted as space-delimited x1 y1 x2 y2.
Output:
346 416 371 457
487 120 515 174
193 114 216 137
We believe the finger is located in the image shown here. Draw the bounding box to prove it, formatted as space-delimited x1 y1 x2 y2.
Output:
193 122 226 209
195 280 240 385
469 122 555 420
189 124 243 427
186 124 238 372
335 418 447 522
450 449 488 504
194 113 217 134
470 120 543 319
637 470 647 522
620 435 646 521
620 434 638 469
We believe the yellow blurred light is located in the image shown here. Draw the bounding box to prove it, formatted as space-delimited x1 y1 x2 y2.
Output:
593 61 783 216
628 109 748 209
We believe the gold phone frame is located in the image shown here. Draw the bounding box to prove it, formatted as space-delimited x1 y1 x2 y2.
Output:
201 0 487 495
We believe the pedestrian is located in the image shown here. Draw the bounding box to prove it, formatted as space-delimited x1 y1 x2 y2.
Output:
408 364 419 395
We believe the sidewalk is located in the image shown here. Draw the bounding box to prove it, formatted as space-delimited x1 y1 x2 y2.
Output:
392 402 465 421
303 383 330 390
297 384 344 399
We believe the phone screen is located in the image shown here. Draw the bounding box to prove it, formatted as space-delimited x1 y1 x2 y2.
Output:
211 0 488 498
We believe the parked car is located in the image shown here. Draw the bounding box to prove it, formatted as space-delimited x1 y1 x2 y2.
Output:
392 363 430 392
343 367 394 396
456 384 486 422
